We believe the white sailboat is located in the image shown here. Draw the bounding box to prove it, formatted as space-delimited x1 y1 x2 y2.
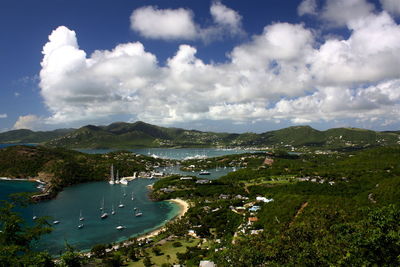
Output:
79 210 84 221
135 209 143 217
118 200 124 208
115 170 120 184
111 204 116 215
100 198 108 219
131 192 135 200
109 164 115 185
78 212 84 229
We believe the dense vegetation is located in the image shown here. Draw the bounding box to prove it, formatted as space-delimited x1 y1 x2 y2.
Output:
148 146 400 266
0 145 171 196
1 144 399 266
1 121 399 150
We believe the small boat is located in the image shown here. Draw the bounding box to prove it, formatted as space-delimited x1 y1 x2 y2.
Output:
53 220 60 224
135 209 143 217
32 216 37 220
111 205 116 215
109 164 115 184
131 192 135 201
199 170 211 175
101 212 108 219
79 210 84 221
118 201 124 208
78 224 84 229
133 207 137 211
116 225 125 230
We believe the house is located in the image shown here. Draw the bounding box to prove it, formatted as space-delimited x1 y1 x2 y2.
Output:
249 205 261 212
188 230 198 238
219 194 230 199
199 260 216 267
256 197 274 203
248 217 259 224
196 179 211 184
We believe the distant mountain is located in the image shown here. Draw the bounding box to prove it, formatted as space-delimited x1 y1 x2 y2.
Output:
43 122 400 150
1 122 398 150
0 128 74 144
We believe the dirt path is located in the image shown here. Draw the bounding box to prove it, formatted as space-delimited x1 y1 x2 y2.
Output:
290 202 308 226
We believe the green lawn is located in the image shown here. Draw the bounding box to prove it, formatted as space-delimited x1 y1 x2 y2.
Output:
127 238 200 267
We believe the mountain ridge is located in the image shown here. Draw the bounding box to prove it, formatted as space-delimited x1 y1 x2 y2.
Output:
0 121 399 149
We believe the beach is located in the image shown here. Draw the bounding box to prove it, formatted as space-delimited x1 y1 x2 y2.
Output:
85 198 190 256
137 198 189 240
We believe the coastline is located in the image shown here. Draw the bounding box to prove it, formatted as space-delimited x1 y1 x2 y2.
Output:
83 198 189 257
136 198 189 241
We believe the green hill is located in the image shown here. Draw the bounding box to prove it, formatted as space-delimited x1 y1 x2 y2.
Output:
0 128 74 143
1 122 399 150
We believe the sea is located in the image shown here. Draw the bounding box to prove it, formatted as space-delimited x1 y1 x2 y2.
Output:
0 145 251 255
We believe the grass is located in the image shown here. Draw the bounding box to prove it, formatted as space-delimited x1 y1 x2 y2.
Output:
126 237 200 267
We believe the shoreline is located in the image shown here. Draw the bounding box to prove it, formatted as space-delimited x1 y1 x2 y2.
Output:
83 198 189 257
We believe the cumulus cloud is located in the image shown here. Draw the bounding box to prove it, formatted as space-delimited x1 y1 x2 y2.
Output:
13 115 41 130
39 2 400 129
0 114 7 119
130 6 197 40
321 0 375 27
380 0 400 15
130 2 243 41
298 0 318 16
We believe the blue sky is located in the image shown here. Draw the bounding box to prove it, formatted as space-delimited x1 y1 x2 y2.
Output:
1 0 400 133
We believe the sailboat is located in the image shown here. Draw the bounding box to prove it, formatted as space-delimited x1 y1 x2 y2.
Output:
111 205 116 215
118 200 124 208
115 170 120 184
116 225 126 230
79 210 84 221
100 197 104 210
109 164 115 185
100 198 108 219
135 209 143 217
131 192 135 200
101 211 108 219
78 212 84 229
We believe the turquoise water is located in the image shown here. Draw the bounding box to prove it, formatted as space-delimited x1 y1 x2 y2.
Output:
77 147 254 160
0 143 36 149
1 179 178 255
0 179 39 201
157 165 239 180
0 146 248 254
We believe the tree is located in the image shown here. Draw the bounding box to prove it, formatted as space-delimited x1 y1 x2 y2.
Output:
143 256 153 267
91 243 107 258
0 200 53 266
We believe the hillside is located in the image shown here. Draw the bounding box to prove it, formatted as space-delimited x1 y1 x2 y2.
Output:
0 128 74 143
0 145 170 196
1 122 399 150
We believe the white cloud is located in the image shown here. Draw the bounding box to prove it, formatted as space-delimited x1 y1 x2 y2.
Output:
321 0 375 27
13 115 41 130
380 0 400 15
298 0 318 16
130 6 197 40
210 1 244 36
39 6 400 129
130 2 243 42
0 114 7 119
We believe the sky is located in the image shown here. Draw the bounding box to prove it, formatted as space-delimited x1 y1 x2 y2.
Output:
1 0 400 133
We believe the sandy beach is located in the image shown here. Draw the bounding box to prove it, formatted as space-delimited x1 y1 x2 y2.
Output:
84 198 190 256
137 198 189 241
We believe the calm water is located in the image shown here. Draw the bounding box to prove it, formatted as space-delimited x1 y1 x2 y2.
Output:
1 179 178 255
0 143 36 149
78 147 254 160
0 146 248 254
157 165 240 180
